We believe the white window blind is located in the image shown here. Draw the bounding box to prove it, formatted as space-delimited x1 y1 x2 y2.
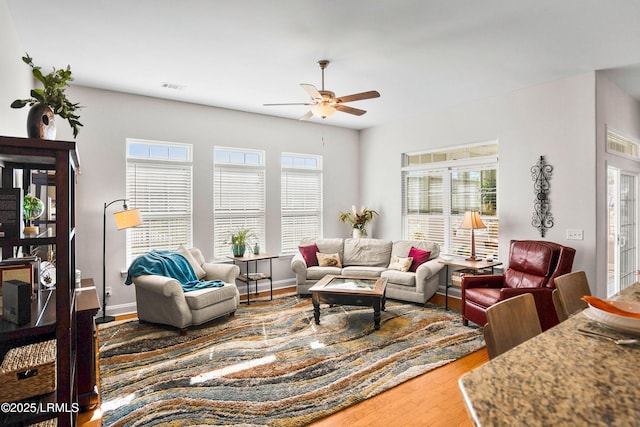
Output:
213 148 265 259
126 139 193 266
402 143 499 259
404 170 446 244
281 153 323 254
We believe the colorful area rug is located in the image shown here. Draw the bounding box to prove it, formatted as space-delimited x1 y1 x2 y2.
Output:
98 296 484 426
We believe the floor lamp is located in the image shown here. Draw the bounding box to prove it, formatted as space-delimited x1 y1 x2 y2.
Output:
95 199 142 325
459 211 486 261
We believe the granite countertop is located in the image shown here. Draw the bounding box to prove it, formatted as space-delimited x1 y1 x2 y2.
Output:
459 284 640 426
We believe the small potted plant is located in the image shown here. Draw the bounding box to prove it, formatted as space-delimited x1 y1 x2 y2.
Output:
228 228 255 257
23 194 44 235
339 205 378 238
11 53 83 139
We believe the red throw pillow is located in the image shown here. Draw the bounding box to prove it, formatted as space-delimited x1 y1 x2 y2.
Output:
408 246 431 272
299 244 320 267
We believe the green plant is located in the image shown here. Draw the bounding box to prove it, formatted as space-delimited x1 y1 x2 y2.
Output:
11 53 83 138
481 174 497 214
23 194 44 222
228 228 255 246
339 205 378 235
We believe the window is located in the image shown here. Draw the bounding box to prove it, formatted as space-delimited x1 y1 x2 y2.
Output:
402 142 499 259
126 139 193 265
213 147 265 259
281 153 323 254
607 128 640 160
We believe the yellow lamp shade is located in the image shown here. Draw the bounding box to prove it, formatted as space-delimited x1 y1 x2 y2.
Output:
459 211 486 230
113 208 142 230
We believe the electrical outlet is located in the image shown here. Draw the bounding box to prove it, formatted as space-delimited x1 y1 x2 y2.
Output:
105 287 112 296
566 229 584 240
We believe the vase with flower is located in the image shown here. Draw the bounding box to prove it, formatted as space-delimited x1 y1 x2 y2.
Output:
339 205 378 238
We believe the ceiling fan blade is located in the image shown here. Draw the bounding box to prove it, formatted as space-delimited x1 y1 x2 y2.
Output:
336 90 381 103
299 111 314 121
335 104 367 116
263 102 313 106
301 83 322 100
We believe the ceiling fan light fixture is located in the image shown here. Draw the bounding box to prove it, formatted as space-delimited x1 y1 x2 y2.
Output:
311 102 336 118
265 59 379 119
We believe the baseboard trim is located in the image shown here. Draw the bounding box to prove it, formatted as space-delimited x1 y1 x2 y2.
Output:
236 278 296 298
108 279 298 317
109 283 461 318
104 301 138 317
430 292 462 311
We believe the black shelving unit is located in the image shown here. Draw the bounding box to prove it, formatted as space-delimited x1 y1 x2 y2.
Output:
0 136 79 427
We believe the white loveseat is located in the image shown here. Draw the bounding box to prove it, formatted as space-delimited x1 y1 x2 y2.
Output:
291 238 443 304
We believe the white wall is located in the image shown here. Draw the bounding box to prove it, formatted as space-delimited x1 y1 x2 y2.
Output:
62 86 359 315
0 0 31 136
360 97 499 239
595 72 640 296
361 73 599 294
499 73 596 285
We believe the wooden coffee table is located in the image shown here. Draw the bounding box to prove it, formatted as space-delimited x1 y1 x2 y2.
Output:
309 275 388 330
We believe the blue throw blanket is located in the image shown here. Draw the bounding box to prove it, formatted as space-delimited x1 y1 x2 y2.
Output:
125 250 225 291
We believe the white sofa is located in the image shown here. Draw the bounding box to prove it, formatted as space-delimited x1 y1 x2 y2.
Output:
131 247 241 333
291 238 443 304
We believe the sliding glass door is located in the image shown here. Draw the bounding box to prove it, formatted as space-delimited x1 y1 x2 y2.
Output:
607 166 637 296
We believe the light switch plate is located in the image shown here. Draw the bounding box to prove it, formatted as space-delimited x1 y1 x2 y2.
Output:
566 229 584 240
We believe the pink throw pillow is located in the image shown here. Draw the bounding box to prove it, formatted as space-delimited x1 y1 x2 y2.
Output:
408 247 431 272
299 244 320 267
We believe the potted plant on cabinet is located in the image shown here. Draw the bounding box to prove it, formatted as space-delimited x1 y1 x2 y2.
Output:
23 194 44 235
228 228 255 257
10 53 83 139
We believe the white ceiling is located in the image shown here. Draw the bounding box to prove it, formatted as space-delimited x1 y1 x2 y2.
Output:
6 0 640 130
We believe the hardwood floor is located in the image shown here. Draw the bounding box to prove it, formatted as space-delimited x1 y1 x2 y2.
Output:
81 290 488 426
309 293 488 427
309 349 488 427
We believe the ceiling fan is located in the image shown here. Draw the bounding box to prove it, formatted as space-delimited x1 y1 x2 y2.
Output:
264 60 381 120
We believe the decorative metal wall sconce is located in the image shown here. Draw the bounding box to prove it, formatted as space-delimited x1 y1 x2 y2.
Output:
531 155 554 237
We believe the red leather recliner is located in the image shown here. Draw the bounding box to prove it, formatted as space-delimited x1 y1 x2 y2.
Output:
461 240 576 331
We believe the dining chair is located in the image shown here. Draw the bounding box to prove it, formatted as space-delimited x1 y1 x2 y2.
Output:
553 270 591 320
552 289 567 322
483 293 542 359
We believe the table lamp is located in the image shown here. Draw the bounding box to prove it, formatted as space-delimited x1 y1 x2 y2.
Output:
95 199 142 324
459 211 486 261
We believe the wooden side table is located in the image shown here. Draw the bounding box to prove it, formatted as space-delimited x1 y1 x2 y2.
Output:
228 253 279 304
438 257 502 310
77 278 100 410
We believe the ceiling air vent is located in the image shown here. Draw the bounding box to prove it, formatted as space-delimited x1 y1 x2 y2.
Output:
161 82 185 90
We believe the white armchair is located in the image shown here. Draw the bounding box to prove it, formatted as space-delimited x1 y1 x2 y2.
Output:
131 247 240 332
